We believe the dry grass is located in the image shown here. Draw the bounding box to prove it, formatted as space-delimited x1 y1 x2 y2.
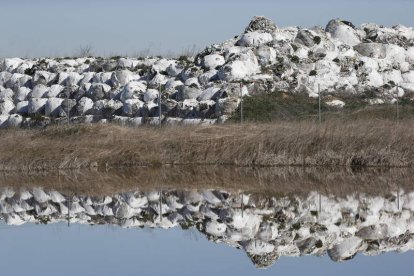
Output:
0 119 413 172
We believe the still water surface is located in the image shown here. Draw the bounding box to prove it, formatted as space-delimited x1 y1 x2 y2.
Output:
1 168 413 275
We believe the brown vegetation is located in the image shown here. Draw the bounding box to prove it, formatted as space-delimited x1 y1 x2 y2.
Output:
1 166 413 197
0 118 413 172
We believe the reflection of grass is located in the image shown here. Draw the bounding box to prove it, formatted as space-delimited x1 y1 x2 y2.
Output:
1 166 413 197
1 117 414 172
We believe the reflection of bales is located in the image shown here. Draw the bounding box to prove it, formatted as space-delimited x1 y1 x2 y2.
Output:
2 187 414 268
0 166 413 196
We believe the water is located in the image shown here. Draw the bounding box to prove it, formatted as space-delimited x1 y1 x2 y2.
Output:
0 168 413 275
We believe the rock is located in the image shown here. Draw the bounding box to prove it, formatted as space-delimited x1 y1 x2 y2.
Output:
6 114 23 127
326 19 361 46
122 99 144 116
45 98 65 117
184 77 200 88
205 221 227 236
148 73 168 88
33 71 56 86
326 100 345 108
215 97 239 116
49 191 66 203
75 97 94 115
406 47 414 64
45 84 65 98
113 202 134 219
15 101 29 114
218 49 260 81
237 31 273 47
28 98 48 115
79 72 95 85
256 46 277 65
87 83 112 101
354 43 386 58
365 70 384 87
152 59 175 73
31 188 51 203
177 86 202 101
295 29 318 47
198 70 218 86
382 70 403 84
0 88 14 101
143 89 159 103
92 72 112 84
0 99 15 115
198 87 220 101
244 240 275 255
356 224 388 240
166 63 184 77
30 84 49 98
328 237 363 262
91 99 123 118
14 87 32 102
203 54 225 70
119 81 146 102
402 71 414 83
1 58 24 72
400 83 414 93
59 72 83 87
0 115 8 128
164 80 183 91
110 70 134 87
117 58 138 69
0 72 12 86
385 44 406 68
244 16 277 34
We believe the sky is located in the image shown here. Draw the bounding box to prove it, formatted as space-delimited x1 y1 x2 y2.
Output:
1 222 414 276
0 0 413 58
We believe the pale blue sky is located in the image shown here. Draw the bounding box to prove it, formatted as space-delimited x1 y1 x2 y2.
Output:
0 0 413 58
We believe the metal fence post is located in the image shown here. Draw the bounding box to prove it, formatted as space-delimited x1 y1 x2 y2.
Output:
158 85 162 127
396 84 400 121
67 90 70 126
318 84 321 124
240 82 244 123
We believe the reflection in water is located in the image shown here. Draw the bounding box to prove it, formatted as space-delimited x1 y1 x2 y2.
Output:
1 187 413 268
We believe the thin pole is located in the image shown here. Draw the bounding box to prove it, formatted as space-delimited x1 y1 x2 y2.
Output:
240 83 243 123
67 91 70 126
396 84 400 121
158 85 162 127
318 84 321 124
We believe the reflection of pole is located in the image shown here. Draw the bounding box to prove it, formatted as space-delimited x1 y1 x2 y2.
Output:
318 193 321 213
159 191 162 222
318 84 321 124
67 196 71 227
241 193 244 218
397 189 400 211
